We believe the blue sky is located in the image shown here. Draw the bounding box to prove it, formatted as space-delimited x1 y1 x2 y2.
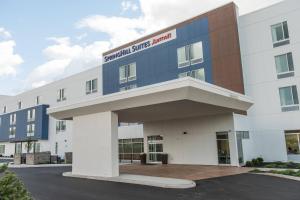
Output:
0 0 282 95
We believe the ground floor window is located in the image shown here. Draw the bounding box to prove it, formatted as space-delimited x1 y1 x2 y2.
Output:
16 143 22 154
35 143 40 153
119 138 144 162
216 132 231 164
285 131 300 155
0 145 5 155
148 135 163 163
55 142 58 155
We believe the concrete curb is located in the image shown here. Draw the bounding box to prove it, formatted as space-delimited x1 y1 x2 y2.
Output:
253 172 300 182
8 164 72 168
255 168 299 172
63 172 196 189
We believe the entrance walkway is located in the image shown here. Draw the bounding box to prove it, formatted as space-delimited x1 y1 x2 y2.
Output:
120 164 251 180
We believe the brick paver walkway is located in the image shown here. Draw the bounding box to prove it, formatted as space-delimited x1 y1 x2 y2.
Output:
120 164 251 180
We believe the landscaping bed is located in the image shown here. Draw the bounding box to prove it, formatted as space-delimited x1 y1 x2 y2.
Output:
245 157 300 169
251 169 300 178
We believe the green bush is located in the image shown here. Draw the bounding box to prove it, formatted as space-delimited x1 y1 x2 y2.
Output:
0 164 8 173
0 164 32 200
245 161 253 167
246 157 264 167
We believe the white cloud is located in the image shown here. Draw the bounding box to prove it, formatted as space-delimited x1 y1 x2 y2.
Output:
0 27 11 39
26 0 283 89
121 1 139 12
26 37 110 88
0 40 23 76
77 0 282 49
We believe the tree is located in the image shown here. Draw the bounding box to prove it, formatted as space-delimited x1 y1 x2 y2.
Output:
0 164 32 200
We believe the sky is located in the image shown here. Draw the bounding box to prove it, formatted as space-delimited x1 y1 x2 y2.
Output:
0 0 283 95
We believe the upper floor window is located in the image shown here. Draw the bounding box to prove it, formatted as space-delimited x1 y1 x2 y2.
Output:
86 79 98 94
120 84 137 92
18 101 22 109
27 109 36 122
275 53 294 79
178 68 205 81
57 88 66 102
279 85 299 112
9 127 16 139
10 113 16 125
177 41 203 68
271 21 290 47
36 96 40 105
3 106 6 114
119 63 136 84
27 124 35 137
56 120 66 132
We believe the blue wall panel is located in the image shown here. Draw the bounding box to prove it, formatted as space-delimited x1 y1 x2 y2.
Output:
103 17 213 95
0 104 49 142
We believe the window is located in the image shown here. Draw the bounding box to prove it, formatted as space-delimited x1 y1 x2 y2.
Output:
119 84 137 92
119 63 136 84
285 131 300 155
119 138 144 161
18 101 22 109
34 143 40 153
9 127 16 139
57 88 66 102
0 117 1 127
0 145 5 154
36 96 40 105
178 68 205 81
279 86 299 112
10 113 16 125
56 120 66 132
271 21 290 47
27 109 35 122
55 142 58 155
190 42 203 65
3 106 6 114
27 124 35 137
86 79 98 94
216 132 231 164
275 53 294 78
177 46 190 68
236 131 250 139
177 41 203 68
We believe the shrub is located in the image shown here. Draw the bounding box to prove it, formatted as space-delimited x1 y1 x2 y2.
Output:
245 161 253 167
246 157 264 167
0 164 32 200
0 164 8 173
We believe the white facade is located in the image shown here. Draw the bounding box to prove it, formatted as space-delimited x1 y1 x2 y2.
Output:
0 67 106 158
239 0 300 162
0 0 299 169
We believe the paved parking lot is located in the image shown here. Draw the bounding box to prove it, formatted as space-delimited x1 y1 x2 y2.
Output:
10 166 300 200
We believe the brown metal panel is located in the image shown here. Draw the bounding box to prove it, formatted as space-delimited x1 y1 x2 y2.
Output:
208 3 244 94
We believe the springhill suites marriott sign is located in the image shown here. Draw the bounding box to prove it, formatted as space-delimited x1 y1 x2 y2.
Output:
103 29 177 64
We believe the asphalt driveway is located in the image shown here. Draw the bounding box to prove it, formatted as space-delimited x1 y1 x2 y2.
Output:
11 167 300 200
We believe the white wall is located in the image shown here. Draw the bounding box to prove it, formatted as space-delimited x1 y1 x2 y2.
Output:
118 124 143 139
143 114 239 166
72 111 119 177
239 0 300 162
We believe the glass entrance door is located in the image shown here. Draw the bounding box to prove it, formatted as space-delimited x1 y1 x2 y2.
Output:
216 132 231 164
148 135 163 163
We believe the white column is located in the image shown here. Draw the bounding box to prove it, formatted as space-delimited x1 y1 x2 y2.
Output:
72 111 119 177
